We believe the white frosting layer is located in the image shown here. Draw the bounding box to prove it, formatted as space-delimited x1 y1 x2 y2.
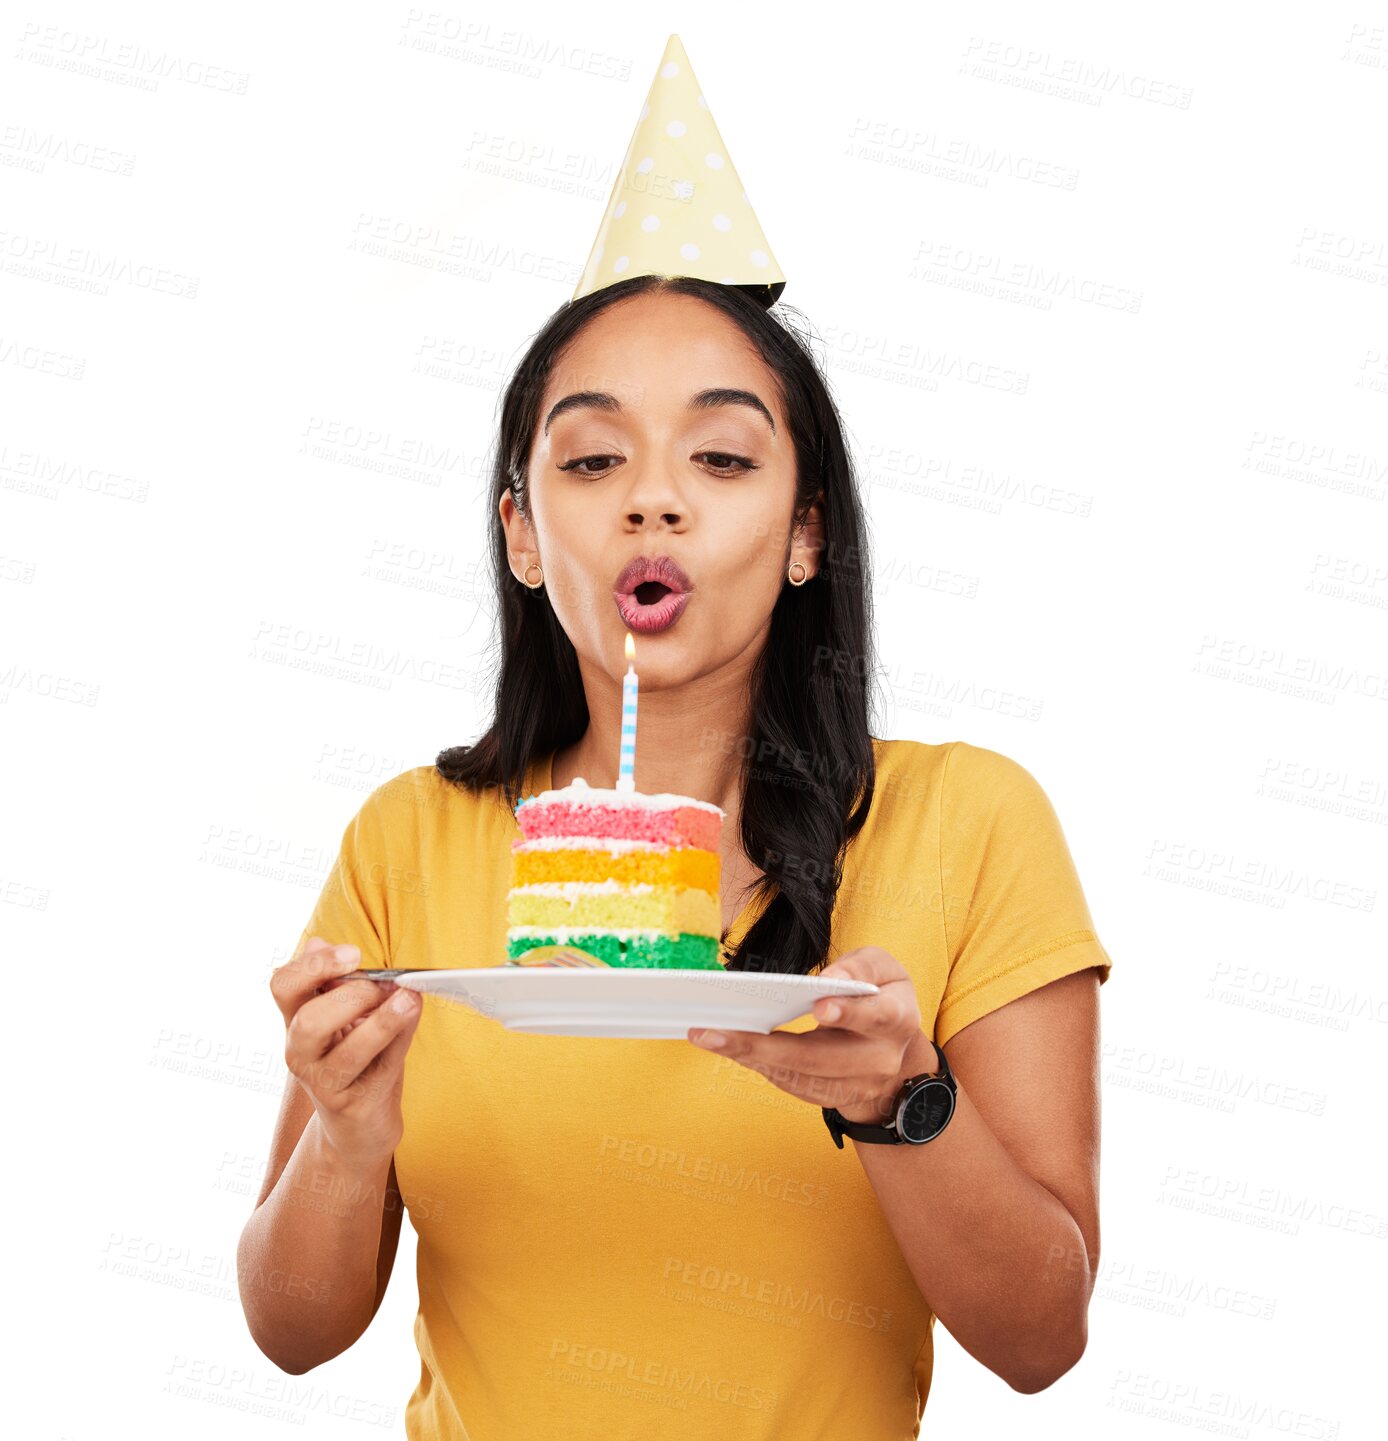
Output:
513 835 708 855
508 925 696 940
510 880 659 898
518 775 725 819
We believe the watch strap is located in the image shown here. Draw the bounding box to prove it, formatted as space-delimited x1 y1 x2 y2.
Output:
822 1039 955 1148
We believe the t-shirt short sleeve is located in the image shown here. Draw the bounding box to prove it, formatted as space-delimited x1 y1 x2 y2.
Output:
293 785 394 970
934 740 1111 1049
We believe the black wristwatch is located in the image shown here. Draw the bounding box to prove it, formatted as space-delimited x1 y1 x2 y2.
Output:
822 1040 956 1148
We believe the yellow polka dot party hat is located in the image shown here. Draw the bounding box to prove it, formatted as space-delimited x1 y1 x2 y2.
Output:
572 33 786 308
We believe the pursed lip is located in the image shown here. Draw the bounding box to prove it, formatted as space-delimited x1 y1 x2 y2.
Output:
612 554 694 598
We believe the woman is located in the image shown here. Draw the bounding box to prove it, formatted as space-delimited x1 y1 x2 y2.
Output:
237 274 1113 1439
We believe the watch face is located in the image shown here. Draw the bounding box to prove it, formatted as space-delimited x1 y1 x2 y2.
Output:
899 1080 954 1142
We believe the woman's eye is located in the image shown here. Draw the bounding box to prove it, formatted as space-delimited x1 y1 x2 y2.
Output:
558 455 618 476
699 452 757 473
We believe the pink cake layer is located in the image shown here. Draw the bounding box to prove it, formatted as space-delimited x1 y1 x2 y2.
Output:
515 800 720 851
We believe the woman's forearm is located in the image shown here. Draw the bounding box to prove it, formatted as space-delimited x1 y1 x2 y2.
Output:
851 1032 1092 1393
237 1113 391 1374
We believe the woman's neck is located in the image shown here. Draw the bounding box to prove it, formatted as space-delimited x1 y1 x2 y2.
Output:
551 724 746 816
555 645 761 814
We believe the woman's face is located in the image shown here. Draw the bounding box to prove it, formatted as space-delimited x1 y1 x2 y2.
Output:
500 290 823 689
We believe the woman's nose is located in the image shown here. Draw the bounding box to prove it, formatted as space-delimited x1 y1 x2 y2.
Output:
619 455 689 527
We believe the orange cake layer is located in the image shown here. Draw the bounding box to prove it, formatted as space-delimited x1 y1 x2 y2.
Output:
511 845 718 892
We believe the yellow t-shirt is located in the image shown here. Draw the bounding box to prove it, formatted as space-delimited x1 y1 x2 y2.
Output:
294 737 1112 1440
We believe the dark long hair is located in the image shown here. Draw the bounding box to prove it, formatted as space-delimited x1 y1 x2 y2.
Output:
437 274 878 976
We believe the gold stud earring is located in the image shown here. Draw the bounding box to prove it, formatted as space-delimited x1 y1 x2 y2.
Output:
787 560 808 587
522 562 544 588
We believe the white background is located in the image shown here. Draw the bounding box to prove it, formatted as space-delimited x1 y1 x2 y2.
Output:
5 1 1386 1436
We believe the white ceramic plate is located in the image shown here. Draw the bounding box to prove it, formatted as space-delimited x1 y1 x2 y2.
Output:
392 967 880 1039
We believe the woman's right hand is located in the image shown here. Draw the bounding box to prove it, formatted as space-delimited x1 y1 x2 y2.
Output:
270 936 423 1169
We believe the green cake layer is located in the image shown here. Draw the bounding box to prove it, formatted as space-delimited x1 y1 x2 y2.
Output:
506 931 724 970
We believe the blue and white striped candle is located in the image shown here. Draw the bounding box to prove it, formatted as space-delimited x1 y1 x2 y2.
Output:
616 630 638 791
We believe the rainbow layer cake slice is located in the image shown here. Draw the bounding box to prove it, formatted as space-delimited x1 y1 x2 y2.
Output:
508 776 726 970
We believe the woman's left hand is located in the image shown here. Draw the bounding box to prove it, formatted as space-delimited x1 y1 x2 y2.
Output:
688 946 934 1123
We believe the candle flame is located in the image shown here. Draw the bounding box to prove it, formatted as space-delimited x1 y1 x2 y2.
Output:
624 631 635 662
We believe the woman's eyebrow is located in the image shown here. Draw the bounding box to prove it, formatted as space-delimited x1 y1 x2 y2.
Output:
543 387 776 435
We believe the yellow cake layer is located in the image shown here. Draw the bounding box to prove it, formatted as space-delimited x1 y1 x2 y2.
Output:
511 846 718 892
508 884 719 935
